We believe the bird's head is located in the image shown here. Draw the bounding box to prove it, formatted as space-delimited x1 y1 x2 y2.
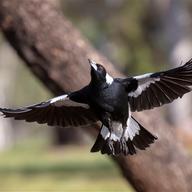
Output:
88 59 113 85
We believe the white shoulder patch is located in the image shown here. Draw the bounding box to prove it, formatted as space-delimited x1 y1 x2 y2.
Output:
50 94 89 108
128 73 160 98
50 95 68 105
134 73 153 80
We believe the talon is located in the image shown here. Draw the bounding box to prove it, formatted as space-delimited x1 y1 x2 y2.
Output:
107 139 114 155
120 137 127 154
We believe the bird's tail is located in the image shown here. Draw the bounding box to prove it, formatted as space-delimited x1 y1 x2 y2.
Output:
90 117 157 155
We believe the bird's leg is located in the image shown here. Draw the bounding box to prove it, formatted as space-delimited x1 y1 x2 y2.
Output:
108 118 113 137
101 112 112 136
101 112 115 154
106 117 115 154
107 119 115 154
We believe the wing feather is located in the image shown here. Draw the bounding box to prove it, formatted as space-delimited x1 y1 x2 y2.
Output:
128 59 192 111
0 94 98 127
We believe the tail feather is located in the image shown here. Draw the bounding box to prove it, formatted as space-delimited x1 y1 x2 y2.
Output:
90 134 105 153
101 140 112 155
91 136 115 155
126 139 136 155
114 141 121 155
91 117 157 156
131 117 157 150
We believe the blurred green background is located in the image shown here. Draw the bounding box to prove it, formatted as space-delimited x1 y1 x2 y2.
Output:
0 138 132 191
0 0 192 191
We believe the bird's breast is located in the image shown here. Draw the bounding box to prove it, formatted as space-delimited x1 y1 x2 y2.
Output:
90 82 128 117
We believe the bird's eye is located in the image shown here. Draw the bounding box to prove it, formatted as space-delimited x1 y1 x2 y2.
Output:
96 64 102 71
96 64 106 77
96 64 104 72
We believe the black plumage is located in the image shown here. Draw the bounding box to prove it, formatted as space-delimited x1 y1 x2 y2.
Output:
127 60 192 111
1 59 192 155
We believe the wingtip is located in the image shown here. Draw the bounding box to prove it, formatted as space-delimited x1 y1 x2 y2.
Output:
183 58 192 68
0 108 5 115
154 135 158 140
0 108 8 118
188 58 192 63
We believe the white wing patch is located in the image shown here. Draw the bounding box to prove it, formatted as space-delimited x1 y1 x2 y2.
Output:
105 73 114 85
50 94 90 108
50 95 68 105
128 73 160 98
134 73 153 79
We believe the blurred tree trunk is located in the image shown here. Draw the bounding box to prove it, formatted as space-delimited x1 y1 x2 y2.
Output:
162 0 192 130
144 0 192 146
1 0 192 191
53 126 87 145
48 0 81 146
147 0 192 127
0 42 17 150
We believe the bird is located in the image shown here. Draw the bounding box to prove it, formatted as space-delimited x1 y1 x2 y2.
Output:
1 59 192 156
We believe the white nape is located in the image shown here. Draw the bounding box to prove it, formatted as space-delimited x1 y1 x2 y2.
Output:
106 73 114 85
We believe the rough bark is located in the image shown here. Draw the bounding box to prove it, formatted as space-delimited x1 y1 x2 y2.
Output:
0 0 192 191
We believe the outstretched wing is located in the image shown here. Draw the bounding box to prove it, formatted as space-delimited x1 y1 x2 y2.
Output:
127 59 192 112
0 94 98 127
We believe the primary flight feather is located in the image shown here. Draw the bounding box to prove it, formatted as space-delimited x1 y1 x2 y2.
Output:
1 59 192 155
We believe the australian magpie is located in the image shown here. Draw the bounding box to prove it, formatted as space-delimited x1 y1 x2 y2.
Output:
1 59 192 155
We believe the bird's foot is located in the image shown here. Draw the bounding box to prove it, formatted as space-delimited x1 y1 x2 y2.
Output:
120 137 128 155
107 139 115 155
